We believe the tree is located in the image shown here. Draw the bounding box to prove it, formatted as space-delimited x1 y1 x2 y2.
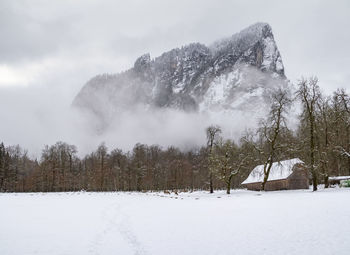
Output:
40 142 78 192
210 140 249 194
131 143 147 191
251 89 291 191
206 125 222 193
96 143 108 191
315 95 331 187
109 149 128 191
333 89 350 174
296 77 321 191
0 143 5 191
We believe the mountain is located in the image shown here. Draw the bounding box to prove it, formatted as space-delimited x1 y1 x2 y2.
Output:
73 22 289 130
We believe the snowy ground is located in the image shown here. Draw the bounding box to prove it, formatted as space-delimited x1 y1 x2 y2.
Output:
1 188 349 255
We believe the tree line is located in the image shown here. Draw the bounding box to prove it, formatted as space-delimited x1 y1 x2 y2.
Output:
1 77 349 193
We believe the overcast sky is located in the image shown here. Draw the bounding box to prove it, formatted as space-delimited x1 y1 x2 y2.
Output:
1 0 350 91
0 0 349 155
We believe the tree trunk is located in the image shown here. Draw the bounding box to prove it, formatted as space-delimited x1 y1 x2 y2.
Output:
261 160 273 191
324 175 329 188
52 170 56 192
226 175 233 194
209 173 213 193
310 115 318 191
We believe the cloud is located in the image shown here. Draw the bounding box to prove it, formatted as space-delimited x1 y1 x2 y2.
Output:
0 81 265 158
1 0 350 88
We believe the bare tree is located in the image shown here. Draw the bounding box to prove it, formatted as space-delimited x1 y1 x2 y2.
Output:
297 77 321 191
210 140 249 194
206 125 222 193
257 89 292 190
334 89 350 174
315 96 331 187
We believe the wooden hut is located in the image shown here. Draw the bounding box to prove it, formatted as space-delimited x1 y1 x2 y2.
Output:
242 158 309 191
328 176 350 185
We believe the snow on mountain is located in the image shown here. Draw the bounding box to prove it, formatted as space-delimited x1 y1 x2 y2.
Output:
73 22 290 132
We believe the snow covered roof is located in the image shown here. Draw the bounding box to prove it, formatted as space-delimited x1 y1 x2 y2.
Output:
242 158 304 184
329 176 350 181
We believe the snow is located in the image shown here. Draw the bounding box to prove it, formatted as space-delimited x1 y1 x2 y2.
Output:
199 69 241 111
242 158 304 184
261 36 284 75
1 188 350 255
172 81 185 94
262 37 277 70
329 176 350 181
210 22 270 54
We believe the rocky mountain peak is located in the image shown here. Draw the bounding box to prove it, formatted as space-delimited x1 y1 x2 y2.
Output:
210 22 284 77
73 22 289 131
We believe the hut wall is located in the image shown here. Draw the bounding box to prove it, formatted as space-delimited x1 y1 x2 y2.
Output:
245 179 288 191
265 179 288 191
245 183 261 191
287 166 309 189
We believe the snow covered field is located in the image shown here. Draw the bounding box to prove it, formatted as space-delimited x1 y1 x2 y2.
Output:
1 188 349 255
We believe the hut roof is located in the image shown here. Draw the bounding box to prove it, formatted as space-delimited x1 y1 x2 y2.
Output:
329 176 350 181
242 158 304 184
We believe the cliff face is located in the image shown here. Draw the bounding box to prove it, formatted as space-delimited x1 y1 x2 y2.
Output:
73 22 289 129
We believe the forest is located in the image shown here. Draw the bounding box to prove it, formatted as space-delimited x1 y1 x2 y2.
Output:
1 77 349 193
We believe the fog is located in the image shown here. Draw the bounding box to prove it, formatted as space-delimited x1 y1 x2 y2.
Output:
0 81 264 157
0 0 349 157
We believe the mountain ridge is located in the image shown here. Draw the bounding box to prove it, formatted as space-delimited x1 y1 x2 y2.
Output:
73 22 289 130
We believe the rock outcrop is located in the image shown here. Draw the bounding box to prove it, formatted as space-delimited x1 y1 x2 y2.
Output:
73 22 289 130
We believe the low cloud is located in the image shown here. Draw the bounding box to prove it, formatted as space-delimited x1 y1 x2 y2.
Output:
0 82 265 158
